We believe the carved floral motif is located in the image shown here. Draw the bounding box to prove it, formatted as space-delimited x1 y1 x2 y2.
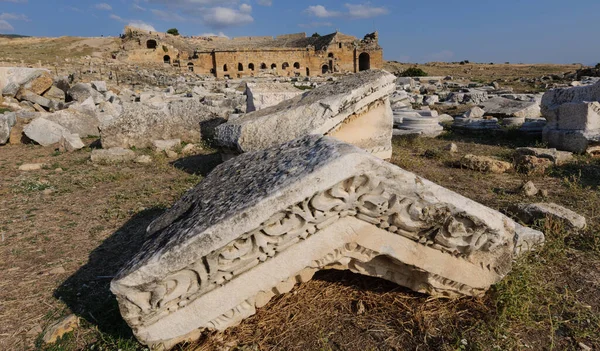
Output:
120 173 506 327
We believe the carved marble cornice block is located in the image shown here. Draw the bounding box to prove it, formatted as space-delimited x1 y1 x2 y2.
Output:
215 69 396 159
111 135 543 349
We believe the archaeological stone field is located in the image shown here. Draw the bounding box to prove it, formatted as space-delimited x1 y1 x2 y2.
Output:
1 24 599 351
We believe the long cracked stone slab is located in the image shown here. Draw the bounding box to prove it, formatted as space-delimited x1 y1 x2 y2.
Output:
111 135 542 349
215 70 396 159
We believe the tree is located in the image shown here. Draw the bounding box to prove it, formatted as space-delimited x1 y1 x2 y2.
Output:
398 67 428 77
311 32 321 37
167 28 180 36
596 63 600 70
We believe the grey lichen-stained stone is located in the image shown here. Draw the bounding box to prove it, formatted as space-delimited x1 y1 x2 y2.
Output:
245 82 304 112
510 202 586 230
215 70 396 159
23 117 71 146
479 97 541 118
111 135 542 349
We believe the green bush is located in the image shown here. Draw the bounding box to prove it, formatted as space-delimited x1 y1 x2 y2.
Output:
398 67 428 77
596 63 600 69
167 28 179 36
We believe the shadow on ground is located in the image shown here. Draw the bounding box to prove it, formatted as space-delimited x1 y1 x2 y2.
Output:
171 152 223 176
54 208 166 342
438 129 544 148
548 158 600 189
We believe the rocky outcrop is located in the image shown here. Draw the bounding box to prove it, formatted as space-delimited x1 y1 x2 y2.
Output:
111 135 542 349
216 70 396 159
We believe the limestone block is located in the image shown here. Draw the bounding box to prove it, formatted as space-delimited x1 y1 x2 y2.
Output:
58 133 85 152
45 109 100 138
111 135 541 349
23 118 70 146
68 83 104 104
245 82 304 112
153 139 181 152
24 71 53 95
459 154 512 174
0 67 51 97
91 81 108 93
510 203 586 230
43 86 66 102
0 112 16 144
100 99 219 149
463 106 485 118
554 102 600 130
542 128 600 154
216 70 396 159
515 147 573 165
480 97 541 118
541 80 600 118
16 89 51 108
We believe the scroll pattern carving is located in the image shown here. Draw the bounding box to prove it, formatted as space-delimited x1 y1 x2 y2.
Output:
120 173 507 327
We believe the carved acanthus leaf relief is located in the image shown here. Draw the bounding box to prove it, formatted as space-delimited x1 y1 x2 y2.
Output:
119 173 508 328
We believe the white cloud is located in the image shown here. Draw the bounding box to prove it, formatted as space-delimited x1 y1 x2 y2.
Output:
151 9 185 22
110 14 123 21
239 3 252 14
298 21 333 28
66 6 82 12
0 13 30 21
305 5 340 18
127 20 156 32
344 3 388 19
132 4 146 11
202 6 253 29
0 19 14 31
256 0 272 6
199 31 229 38
95 3 112 11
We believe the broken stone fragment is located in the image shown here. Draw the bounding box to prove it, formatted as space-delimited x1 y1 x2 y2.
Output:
16 89 51 108
59 133 85 152
91 81 108 93
459 154 512 174
68 83 104 104
479 97 541 118
510 203 586 230
462 106 485 118
515 147 573 165
18 163 45 171
23 118 71 146
245 82 304 112
520 181 539 197
111 135 542 349
153 139 181 152
514 155 553 175
0 112 16 144
215 70 396 159
42 314 79 344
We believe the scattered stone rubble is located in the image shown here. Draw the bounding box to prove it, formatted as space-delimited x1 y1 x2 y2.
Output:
111 135 543 349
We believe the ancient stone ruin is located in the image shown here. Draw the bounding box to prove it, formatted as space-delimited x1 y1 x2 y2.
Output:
541 80 600 154
215 70 396 159
111 135 543 349
121 26 383 78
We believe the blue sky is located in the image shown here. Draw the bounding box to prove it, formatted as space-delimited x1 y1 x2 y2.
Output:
1 0 599 65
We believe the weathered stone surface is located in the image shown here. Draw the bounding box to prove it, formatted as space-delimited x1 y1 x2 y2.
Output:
216 70 396 159
43 86 66 102
16 89 51 108
18 163 45 171
542 128 600 154
510 203 586 230
58 133 85 152
91 81 108 93
459 154 512 174
520 181 539 197
24 71 53 95
0 67 51 97
245 82 304 112
101 99 219 149
135 155 153 164
68 83 103 104
541 80 600 119
23 118 70 146
463 106 485 118
0 112 16 144
46 110 100 137
395 116 444 137
480 97 541 118
515 147 573 165
514 155 553 175
444 143 458 153
91 147 136 163
111 135 541 349
42 315 79 344
514 223 545 255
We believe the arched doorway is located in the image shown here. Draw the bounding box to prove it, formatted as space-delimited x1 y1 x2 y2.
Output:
238 63 244 71
294 62 300 69
306 67 310 76
321 64 329 74
223 64 228 72
271 63 277 70
249 63 255 71
260 63 267 70
282 62 290 70
187 62 194 72
359 52 370 71
163 55 171 64
147 40 157 49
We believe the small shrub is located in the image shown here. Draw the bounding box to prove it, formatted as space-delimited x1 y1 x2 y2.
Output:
166 28 179 36
398 67 428 77
595 62 600 69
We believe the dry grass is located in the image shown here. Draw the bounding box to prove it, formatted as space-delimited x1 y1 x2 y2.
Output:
0 132 599 351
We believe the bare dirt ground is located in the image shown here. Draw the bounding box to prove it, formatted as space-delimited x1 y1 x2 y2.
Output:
0 131 598 351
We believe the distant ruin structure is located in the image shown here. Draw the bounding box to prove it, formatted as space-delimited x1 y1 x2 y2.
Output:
121 26 383 78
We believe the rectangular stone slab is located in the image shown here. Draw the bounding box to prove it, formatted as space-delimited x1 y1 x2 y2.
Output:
111 135 543 349
215 70 396 158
